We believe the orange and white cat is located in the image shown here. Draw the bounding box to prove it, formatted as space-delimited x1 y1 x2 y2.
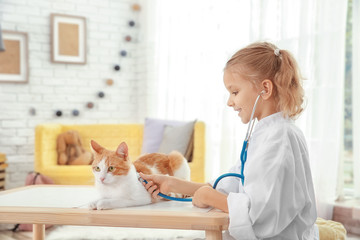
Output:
88 140 190 210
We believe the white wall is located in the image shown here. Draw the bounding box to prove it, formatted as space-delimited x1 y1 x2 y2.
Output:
0 0 145 189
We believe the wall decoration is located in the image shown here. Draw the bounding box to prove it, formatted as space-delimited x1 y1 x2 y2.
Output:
114 65 121 71
0 30 28 83
55 110 63 117
128 20 135 27
132 3 141 11
86 102 94 109
98 91 105 98
0 24 5 51
120 50 127 57
72 109 80 116
51 13 86 64
29 108 36 116
106 79 114 86
125 35 132 42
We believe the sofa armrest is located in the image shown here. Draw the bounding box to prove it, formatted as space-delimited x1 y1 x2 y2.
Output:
190 121 205 183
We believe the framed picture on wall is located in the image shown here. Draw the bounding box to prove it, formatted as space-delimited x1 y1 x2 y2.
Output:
0 30 28 83
51 13 86 64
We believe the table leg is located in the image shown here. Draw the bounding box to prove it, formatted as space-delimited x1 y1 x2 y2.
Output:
205 230 222 240
33 224 45 240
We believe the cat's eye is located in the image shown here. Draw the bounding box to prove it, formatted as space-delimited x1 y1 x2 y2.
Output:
94 166 100 172
108 166 115 172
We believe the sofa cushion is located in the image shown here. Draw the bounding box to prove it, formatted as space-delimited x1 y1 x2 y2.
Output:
158 121 195 160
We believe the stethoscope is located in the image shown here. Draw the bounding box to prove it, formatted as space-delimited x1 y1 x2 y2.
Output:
239 90 265 185
139 91 264 202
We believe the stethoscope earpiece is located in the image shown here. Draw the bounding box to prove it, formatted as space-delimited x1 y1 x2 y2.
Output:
260 90 266 95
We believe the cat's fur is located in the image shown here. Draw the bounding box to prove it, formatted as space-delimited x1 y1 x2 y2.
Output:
88 140 191 210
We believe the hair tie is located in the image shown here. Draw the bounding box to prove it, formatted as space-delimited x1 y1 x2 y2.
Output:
274 48 281 57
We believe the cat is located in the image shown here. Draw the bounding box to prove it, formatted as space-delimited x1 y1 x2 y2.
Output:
88 140 191 210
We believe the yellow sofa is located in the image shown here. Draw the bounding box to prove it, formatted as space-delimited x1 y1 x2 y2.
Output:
35 122 205 185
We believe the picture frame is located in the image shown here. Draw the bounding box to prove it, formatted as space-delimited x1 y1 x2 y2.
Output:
0 30 29 84
51 13 86 64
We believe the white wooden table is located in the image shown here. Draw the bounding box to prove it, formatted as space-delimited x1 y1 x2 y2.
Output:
0 185 229 240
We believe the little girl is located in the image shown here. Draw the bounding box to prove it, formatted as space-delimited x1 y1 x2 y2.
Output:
140 42 318 239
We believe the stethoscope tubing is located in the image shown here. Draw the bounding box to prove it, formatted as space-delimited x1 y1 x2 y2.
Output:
143 173 245 202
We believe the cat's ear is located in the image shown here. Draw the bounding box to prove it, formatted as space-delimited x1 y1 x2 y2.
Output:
116 142 128 159
90 140 104 154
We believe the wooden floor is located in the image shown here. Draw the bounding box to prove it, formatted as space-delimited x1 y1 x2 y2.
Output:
0 229 360 240
350 234 360 240
0 230 33 240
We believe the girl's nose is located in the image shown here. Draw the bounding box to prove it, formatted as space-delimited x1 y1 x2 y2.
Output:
227 97 233 107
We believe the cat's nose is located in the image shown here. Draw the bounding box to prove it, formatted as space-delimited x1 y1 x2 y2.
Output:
100 177 105 182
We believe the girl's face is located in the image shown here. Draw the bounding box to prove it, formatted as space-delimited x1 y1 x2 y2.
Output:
223 69 261 124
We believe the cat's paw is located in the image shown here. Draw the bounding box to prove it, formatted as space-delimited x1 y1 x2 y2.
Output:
88 200 99 210
94 199 113 210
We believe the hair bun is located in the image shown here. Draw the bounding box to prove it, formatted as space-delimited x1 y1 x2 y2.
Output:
274 48 281 57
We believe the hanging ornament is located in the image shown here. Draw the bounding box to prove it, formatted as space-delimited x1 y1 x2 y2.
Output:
132 3 141 11
106 79 114 86
114 65 121 71
55 110 62 117
120 50 127 57
98 91 105 98
29 107 36 116
86 102 94 109
128 20 135 27
72 109 80 116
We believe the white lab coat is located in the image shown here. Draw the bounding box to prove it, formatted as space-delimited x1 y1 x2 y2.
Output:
214 112 318 240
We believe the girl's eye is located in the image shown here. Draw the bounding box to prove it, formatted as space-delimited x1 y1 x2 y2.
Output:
94 166 100 172
232 91 238 96
108 166 115 172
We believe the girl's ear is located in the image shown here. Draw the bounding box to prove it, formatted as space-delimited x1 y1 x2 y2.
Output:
90 140 104 154
260 79 274 100
116 142 128 159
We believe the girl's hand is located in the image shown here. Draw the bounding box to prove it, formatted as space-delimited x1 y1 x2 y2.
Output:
192 185 213 208
139 172 172 200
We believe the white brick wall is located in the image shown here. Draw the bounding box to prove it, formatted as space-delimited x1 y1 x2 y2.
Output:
0 0 145 189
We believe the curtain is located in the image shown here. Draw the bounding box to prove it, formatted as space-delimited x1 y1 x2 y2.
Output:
249 0 347 219
142 0 253 179
143 0 348 219
303 0 347 219
352 0 360 198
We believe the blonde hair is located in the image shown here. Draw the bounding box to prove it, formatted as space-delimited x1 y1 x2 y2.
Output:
225 42 304 119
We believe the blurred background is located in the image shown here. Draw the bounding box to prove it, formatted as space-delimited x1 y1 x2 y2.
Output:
0 0 358 232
